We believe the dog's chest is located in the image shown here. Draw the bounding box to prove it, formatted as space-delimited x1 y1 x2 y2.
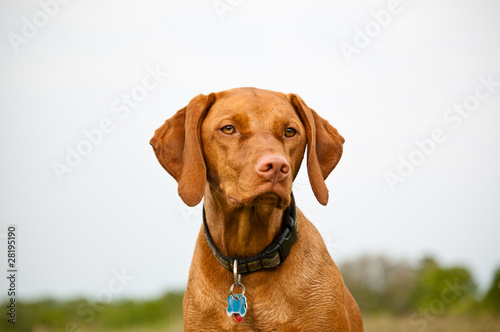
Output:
185 274 347 330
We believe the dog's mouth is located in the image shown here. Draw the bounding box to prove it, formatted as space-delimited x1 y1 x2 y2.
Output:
224 175 293 209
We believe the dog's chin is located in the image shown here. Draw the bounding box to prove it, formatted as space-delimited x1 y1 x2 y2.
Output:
250 192 282 206
228 190 291 210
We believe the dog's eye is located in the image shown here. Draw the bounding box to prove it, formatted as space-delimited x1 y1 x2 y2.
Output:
221 125 235 135
284 128 297 138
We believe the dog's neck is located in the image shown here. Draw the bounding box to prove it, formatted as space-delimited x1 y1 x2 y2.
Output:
203 187 285 258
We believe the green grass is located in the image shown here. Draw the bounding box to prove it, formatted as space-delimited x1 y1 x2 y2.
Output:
25 314 500 332
362 313 500 332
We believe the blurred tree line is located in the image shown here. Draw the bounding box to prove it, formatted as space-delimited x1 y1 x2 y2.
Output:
1 292 183 331
1 256 498 331
340 255 500 316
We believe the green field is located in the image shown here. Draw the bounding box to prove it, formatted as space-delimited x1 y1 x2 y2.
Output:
3 255 499 331
22 314 500 332
362 314 500 332
2 296 500 332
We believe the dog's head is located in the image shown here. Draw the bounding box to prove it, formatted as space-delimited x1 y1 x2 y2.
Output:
150 87 344 208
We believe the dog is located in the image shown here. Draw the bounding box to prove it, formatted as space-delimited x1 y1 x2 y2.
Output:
151 87 363 331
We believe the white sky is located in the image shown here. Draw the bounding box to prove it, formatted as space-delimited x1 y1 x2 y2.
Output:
1 0 499 301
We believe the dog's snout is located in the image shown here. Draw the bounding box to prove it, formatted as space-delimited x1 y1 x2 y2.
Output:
256 155 290 182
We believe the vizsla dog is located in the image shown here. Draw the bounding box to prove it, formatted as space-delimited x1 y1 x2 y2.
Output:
151 87 363 331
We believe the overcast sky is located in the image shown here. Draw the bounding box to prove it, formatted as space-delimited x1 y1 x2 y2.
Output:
1 0 499 302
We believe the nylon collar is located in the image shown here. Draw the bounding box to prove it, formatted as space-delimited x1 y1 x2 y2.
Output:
203 195 298 274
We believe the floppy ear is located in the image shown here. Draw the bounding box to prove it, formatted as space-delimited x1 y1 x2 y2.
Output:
288 94 345 205
150 93 215 206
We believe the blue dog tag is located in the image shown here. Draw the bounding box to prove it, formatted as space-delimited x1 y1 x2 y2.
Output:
227 284 247 323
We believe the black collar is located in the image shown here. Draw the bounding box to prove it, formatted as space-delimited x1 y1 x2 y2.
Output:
203 195 298 274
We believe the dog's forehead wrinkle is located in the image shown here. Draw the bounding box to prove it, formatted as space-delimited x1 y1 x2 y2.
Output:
249 107 297 127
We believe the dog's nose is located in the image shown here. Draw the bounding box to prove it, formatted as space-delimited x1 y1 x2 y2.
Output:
256 154 290 182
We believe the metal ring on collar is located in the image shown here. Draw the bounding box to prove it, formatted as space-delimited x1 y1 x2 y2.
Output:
228 282 245 297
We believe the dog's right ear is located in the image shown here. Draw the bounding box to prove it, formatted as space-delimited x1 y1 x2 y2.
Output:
150 93 215 206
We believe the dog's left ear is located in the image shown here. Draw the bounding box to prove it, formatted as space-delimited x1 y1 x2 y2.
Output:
150 93 215 206
288 94 345 205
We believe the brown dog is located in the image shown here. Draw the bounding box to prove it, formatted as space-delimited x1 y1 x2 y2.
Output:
151 88 363 331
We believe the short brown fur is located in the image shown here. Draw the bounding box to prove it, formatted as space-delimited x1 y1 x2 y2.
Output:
151 87 363 331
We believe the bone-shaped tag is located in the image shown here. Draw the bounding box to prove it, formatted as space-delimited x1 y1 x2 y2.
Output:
227 294 247 323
